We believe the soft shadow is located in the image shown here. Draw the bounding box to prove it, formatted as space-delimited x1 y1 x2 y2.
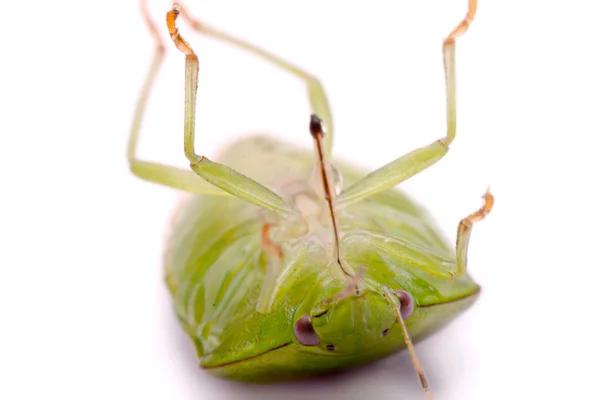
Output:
159 287 449 400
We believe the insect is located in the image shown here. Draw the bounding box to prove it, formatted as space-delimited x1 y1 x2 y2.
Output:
127 0 492 398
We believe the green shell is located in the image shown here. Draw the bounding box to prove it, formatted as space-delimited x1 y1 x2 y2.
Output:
164 135 479 382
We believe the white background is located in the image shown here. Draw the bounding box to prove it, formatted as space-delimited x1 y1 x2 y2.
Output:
1 1 599 399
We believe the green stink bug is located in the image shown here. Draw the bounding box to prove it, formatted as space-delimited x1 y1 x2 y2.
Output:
128 0 492 398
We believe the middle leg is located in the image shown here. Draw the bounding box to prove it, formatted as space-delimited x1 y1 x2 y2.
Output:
336 0 478 208
166 7 296 215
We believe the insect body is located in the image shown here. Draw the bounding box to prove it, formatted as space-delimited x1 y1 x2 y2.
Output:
128 0 492 398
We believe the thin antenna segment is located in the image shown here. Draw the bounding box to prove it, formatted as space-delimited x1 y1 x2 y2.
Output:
382 289 433 400
394 306 433 400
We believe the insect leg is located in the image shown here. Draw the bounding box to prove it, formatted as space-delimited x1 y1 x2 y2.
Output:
165 6 296 215
128 0 232 196
454 189 494 277
256 224 284 314
177 4 334 156
335 0 478 208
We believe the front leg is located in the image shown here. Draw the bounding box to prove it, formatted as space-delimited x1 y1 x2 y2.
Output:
455 189 494 278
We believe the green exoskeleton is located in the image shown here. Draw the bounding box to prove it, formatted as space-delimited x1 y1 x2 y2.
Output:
128 0 493 398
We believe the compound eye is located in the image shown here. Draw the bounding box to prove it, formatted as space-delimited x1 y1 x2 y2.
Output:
395 290 415 320
294 315 320 346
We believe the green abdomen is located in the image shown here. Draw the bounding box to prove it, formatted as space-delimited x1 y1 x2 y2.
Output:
162 136 479 379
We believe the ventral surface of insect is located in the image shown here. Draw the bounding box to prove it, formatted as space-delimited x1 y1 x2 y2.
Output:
128 0 493 398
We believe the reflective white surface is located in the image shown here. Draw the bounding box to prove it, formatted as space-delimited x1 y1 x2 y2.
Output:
1 1 599 399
